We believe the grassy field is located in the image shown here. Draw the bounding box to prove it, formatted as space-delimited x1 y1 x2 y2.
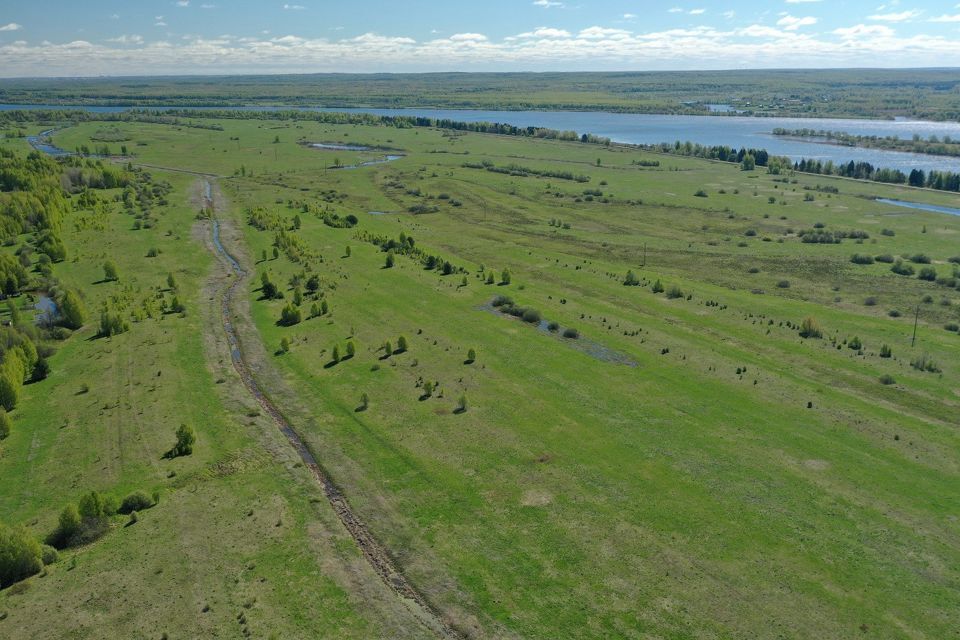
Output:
2 115 959 638
0 129 434 638
4 69 960 119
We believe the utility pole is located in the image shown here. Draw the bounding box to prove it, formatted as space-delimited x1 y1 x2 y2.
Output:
642 243 647 268
911 304 920 348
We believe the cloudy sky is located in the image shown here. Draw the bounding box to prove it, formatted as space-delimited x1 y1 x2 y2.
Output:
1 1 960 77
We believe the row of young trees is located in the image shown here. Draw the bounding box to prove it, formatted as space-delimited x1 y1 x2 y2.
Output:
647 139 960 193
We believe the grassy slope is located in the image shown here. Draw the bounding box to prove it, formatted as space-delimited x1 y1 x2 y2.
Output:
33 119 960 638
0 135 432 638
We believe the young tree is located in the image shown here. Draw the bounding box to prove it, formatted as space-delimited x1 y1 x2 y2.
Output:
167 273 177 291
359 392 369 411
55 505 81 543
279 303 302 326
272 247 280 260
170 423 196 457
383 341 392 357
466 348 476 364
500 269 511 285
332 344 341 363
346 341 356 359
651 279 664 294
397 336 408 353
6 300 19 326
103 260 119 282
422 381 433 397
345 246 352 258
280 337 291 353
385 251 395 268
320 299 329 315
310 302 320 318
624 270 640 286
486 271 495 285
456 394 468 413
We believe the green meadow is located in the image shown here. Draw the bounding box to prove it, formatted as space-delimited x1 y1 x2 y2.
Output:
2 114 958 638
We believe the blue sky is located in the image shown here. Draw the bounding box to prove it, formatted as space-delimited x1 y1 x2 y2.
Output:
2 1 960 76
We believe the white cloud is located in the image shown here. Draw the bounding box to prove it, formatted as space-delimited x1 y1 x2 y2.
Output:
868 10 922 22
777 15 818 30
929 14 960 22
176 0 190 6
0 23 22 32
6 20 960 77
833 23 895 37
107 34 144 45
533 0 563 7
283 4 305 9
785 0 822 3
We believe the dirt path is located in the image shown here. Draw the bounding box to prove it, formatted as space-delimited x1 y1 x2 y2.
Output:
200 180 462 640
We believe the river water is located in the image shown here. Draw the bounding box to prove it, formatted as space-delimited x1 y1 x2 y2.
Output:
5 103 960 173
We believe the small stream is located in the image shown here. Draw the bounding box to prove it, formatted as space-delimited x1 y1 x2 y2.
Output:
26 129 73 156
876 198 960 217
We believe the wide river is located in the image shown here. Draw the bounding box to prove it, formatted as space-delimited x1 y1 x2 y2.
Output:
5 103 960 173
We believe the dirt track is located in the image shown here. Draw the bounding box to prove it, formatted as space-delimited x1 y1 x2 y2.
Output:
201 180 462 640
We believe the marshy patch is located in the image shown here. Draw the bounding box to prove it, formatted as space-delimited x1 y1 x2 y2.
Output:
480 298 637 367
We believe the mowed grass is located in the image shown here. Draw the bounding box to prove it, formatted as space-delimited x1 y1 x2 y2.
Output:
0 160 431 637
47 118 960 638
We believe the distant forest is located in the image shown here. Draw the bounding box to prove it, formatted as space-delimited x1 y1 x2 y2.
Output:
2 69 960 120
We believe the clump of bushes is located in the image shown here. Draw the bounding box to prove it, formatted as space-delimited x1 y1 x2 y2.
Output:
799 317 823 339
910 354 941 373
891 260 915 276
850 253 875 265
0 522 44 588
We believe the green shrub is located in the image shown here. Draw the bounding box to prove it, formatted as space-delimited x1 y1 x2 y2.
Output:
874 254 895 263
40 544 59 566
879 344 892 358
521 308 542 324
891 260 914 276
666 285 684 299
562 327 580 339
850 253 874 265
651 279 664 294
799 317 822 339
0 409 10 440
879 374 896 386
0 523 42 588
119 491 154 515
918 266 937 281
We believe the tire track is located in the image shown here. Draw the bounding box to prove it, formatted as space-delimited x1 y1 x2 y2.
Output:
202 180 460 640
